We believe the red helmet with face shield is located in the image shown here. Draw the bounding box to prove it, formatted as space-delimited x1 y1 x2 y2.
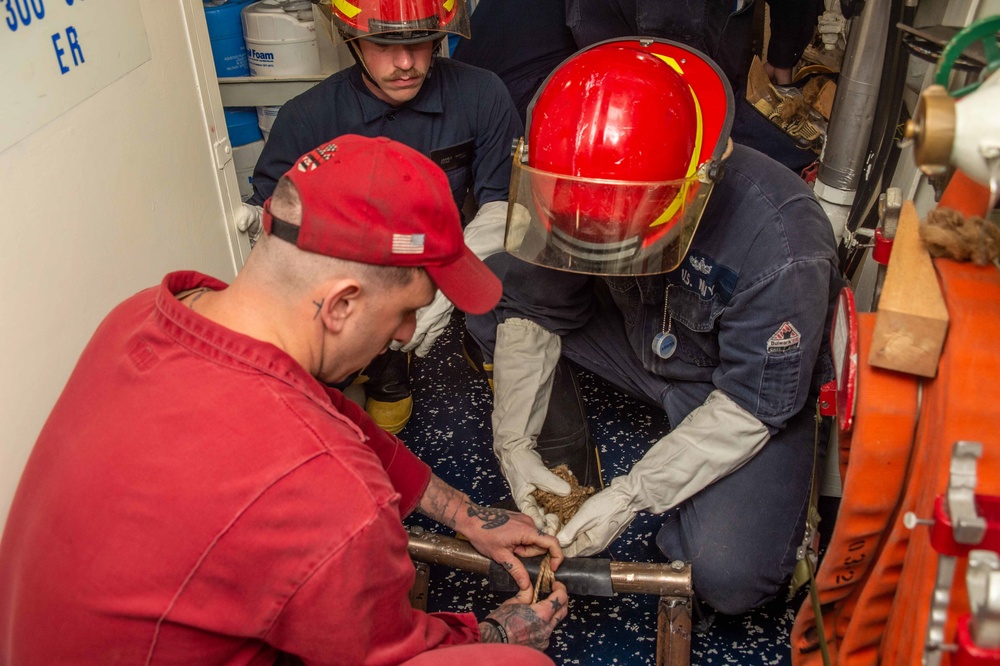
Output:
331 0 470 44
506 38 733 275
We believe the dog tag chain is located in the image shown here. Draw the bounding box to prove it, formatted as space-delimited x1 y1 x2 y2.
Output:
652 284 677 359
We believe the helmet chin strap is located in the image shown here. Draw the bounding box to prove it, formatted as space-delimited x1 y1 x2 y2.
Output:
342 34 379 88
341 33 444 95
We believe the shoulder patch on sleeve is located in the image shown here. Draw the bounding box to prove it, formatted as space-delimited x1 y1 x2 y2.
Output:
767 321 801 353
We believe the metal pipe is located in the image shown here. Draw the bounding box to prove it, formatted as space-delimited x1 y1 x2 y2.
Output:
407 529 493 576
609 561 693 597
658 597 693 666
819 0 890 190
815 0 891 242
407 529 693 598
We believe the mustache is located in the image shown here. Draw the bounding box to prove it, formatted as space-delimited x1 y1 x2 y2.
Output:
383 68 422 82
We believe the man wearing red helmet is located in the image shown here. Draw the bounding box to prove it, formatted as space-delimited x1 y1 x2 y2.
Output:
240 0 522 436
467 39 844 616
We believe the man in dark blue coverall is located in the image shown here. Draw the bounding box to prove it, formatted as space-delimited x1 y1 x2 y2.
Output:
239 0 522 434
467 38 844 615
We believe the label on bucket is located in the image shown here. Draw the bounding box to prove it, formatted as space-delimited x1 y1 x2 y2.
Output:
247 47 276 69
246 41 320 75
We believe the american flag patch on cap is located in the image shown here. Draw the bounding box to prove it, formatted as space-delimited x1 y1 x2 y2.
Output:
392 233 425 255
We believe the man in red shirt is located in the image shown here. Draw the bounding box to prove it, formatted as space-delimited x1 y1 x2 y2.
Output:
0 135 567 665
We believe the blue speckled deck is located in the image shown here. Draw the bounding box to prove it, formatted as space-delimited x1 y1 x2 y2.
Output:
400 316 806 664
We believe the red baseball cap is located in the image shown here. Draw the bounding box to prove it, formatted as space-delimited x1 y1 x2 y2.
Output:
262 134 502 315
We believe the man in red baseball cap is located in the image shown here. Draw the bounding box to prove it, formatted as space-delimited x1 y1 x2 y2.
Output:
0 135 567 665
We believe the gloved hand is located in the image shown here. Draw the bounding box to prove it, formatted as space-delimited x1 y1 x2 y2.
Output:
499 448 570 535
462 200 507 260
235 203 264 233
492 319 572 532
397 201 508 357
399 290 453 357
556 390 770 557
235 203 263 236
556 481 635 557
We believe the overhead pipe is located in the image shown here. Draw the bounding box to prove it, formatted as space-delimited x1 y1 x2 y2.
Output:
814 0 892 243
840 0 918 282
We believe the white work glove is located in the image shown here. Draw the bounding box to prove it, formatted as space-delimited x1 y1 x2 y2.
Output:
400 290 453 357
462 200 507 260
399 201 508 357
493 318 572 533
554 481 636 558
235 203 263 237
557 390 770 557
499 449 569 535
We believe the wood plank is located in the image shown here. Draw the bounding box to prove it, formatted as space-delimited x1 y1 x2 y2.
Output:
869 201 950 377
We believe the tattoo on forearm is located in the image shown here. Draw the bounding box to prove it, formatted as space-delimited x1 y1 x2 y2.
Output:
418 475 466 529
467 505 511 530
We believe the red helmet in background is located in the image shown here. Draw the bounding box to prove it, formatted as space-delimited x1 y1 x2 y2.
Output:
506 38 733 275
330 0 470 44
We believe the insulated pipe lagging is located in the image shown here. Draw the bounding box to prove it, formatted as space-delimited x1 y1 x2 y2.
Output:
817 0 891 191
407 529 693 598
815 0 893 244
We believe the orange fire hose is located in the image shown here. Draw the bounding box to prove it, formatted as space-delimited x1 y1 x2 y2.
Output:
791 314 920 665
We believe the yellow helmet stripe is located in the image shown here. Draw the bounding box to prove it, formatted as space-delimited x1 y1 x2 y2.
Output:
444 0 455 11
333 0 362 19
650 181 688 228
649 70 705 228
654 54 684 76
685 87 705 179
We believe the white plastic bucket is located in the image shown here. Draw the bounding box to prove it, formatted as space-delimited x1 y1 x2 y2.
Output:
242 0 321 138
242 0 320 76
255 105 281 143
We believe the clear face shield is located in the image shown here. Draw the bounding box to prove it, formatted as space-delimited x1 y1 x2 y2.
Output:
327 0 471 44
505 139 718 276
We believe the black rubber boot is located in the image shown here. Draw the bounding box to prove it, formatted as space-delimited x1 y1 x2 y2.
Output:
361 349 412 434
463 330 603 490
536 357 603 490
461 328 494 390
